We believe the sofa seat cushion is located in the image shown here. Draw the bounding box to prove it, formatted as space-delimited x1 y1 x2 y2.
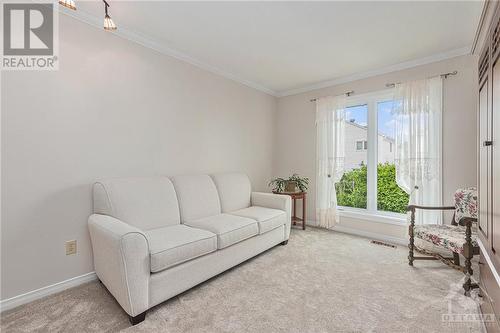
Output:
185 214 259 249
145 225 217 273
229 206 286 234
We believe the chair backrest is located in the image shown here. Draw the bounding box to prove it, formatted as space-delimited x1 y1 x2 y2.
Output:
171 174 221 222
93 177 181 230
454 187 478 224
210 173 251 213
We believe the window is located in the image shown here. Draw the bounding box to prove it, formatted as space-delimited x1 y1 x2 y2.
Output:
376 100 409 214
335 91 408 217
356 140 367 151
335 104 368 209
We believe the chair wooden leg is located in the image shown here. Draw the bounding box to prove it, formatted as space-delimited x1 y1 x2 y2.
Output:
462 262 478 296
462 224 476 295
408 209 415 266
408 242 414 266
453 252 460 266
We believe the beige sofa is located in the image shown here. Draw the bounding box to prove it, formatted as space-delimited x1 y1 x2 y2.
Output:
88 173 291 325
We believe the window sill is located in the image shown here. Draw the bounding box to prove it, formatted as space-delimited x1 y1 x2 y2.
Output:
337 208 407 226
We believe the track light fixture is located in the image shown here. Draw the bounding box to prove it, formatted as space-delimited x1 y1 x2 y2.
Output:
58 1 117 31
59 0 76 10
103 0 117 31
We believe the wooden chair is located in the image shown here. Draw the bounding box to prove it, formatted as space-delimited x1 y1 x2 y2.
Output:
407 188 479 294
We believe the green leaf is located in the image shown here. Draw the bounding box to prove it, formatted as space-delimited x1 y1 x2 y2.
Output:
335 163 409 213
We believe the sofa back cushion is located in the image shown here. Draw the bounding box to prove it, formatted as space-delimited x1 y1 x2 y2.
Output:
171 175 221 221
210 173 251 213
93 177 180 230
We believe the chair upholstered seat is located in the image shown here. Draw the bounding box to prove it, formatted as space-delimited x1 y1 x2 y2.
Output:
145 225 217 273
414 224 478 254
229 206 286 234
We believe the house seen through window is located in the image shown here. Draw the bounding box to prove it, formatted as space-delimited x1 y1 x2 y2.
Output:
355 140 367 150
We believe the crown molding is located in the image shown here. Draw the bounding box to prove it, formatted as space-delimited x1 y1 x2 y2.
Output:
58 6 279 97
276 46 472 97
471 0 499 55
471 0 490 55
59 6 472 100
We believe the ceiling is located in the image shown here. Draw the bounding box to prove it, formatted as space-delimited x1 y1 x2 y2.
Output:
67 1 484 96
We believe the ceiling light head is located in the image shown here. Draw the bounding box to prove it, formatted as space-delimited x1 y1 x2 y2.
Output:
59 0 76 10
103 0 117 31
104 14 117 31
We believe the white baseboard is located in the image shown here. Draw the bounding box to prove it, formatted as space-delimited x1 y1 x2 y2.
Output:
0 223 405 313
0 272 97 313
303 219 407 246
305 219 319 227
332 224 407 246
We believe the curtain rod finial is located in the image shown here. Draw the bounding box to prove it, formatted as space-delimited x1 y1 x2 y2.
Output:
441 70 458 79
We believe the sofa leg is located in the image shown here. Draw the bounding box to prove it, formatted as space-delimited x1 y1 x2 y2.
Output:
281 240 288 245
129 311 147 325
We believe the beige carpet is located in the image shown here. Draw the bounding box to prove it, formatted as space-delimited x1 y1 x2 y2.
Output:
1 227 484 333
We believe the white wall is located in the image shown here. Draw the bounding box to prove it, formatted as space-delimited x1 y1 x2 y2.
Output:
1 15 277 300
274 55 478 239
1 13 480 302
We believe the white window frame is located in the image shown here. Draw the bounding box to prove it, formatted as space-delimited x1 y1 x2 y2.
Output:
337 89 406 222
355 140 365 151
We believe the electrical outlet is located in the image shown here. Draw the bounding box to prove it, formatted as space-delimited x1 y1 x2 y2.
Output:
65 240 77 255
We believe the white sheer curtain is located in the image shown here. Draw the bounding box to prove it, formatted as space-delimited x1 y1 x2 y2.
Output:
393 76 443 225
316 95 346 229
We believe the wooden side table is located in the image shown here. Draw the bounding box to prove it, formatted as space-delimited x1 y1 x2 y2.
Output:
273 191 306 230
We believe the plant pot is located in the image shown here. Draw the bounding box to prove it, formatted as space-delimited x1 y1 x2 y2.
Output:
285 181 297 192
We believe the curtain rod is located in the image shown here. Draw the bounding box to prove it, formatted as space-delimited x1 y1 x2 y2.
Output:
385 70 458 88
309 70 458 103
310 90 354 103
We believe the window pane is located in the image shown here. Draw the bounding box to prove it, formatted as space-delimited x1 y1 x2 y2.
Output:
336 104 368 209
376 101 409 214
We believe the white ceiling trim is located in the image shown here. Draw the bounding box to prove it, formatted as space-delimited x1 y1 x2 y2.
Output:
59 6 472 99
277 46 472 97
59 6 279 96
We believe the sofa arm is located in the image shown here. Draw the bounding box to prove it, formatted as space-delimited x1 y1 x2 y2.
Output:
88 214 150 316
251 192 292 240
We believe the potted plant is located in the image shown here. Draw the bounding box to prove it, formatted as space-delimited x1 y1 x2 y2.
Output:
269 174 309 193
268 177 287 193
288 173 309 192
